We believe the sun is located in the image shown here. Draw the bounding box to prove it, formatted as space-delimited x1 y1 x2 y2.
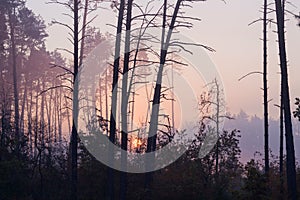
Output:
131 138 143 149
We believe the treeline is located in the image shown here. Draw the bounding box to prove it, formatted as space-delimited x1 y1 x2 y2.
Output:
1 126 300 200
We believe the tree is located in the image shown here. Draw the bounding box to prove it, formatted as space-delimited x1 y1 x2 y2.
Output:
144 0 214 195
246 0 270 175
198 79 230 179
262 0 269 175
293 98 300 121
274 0 297 199
7 0 21 153
0 0 47 154
145 0 181 192
189 127 243 199
279 93 284 198
108 0 125 199
242 159 268 200
119 0 133 199
70 1 79 199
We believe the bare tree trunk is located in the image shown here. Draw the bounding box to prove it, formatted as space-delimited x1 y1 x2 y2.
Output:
35 80 39 156
171 62 175 132
71 0 79 199
108 0 125 199
145 0 181 193
262 0 269 176
120 1 133 199
79 0 88 67
215 79 220 179
65 96 71 135
279 2 285 196
41 81 45 147
58 87 62 142
279 91 284 199
8 4 20 153
27 88 33 153
274 0 297 199
99 78 103 119
105 69 109 123
54 89 58 142
130 86 135 132
20 81 27 138
46 86 53 143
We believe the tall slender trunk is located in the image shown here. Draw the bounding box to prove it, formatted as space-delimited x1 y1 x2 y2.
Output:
79 0 88 67
41 81 45 147
99 78 103 119
120 1 133 199
105 69 109 122
58 87 62 142
279 2 285 195
71 0 79 199
215 79 220 179
263 0 269 175
46 87 52 143
279 91 284 199
108 0 125 199
130 86 135 132
26 88 33 153
35 80 39 156
27 88 33 153
8 4 20 153
54 89 58 142
274 0 297 199
145 0 181 192
20 81 27 138
171 62 175 131
65 96 71 135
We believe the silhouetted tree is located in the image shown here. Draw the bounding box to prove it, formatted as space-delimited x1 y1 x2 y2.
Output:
119 0 133 199
262 0 269 176
242 159 268 199
274 0 297 199
108 0 125 199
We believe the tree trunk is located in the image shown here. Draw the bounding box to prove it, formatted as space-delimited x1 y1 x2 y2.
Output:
145 0 181 193
65 96 71 135
58 87 62 142
35 80 39 156
105 69 109 123
215 79 220 180
108 0 125 199
54 88 58 142
120 1 133 199
79 0 88 67
45 85 52 143
20 81 27 139
274 0 297 199
27 86 33 152
98 78 103 123
263 0 269 175
8 4 20 153
71 0 79 199
41 81 45 147
279 91 284 199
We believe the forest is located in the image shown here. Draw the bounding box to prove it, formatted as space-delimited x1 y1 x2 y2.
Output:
0 0 300 199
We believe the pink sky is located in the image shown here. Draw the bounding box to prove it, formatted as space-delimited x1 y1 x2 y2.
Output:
26 0 300 119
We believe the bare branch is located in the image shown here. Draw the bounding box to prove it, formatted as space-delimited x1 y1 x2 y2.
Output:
238 71 263 81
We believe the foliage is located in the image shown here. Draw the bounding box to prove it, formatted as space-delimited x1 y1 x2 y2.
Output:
241 159 269 200
293 98 300 121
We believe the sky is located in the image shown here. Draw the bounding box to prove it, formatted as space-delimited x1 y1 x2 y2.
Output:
26 0 300 119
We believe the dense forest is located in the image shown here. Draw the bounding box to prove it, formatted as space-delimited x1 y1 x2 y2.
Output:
0 0 300 200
